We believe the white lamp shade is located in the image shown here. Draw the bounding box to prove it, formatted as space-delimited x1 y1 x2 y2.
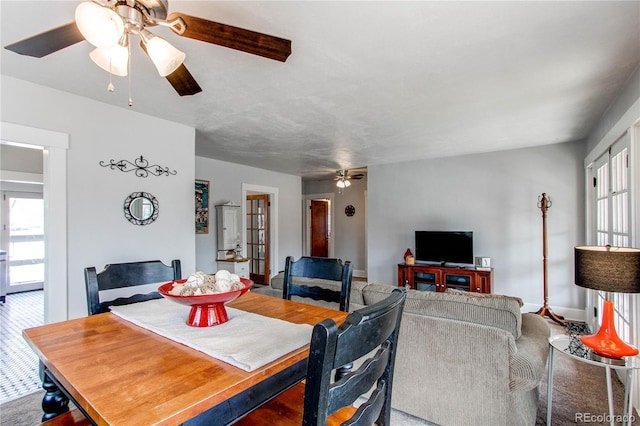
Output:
89 45 128 76
344 179 351 187
144 36 186 77
336 180 346 188
75 2 124 48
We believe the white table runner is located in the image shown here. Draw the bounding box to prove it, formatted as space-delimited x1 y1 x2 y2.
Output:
110 298 313 372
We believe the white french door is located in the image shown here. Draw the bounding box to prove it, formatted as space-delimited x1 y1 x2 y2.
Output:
587 132 638 386
589 134 633 339
1 191 45 293
246 194 270 285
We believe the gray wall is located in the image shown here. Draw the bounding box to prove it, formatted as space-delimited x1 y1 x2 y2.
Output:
367 140 586 313
195 156 302 278
0 145 43 173
1 76 196 319
0 144 43 193
585 64 640 155
303 177 367 273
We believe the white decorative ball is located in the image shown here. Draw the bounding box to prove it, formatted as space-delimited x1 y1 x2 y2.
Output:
215 270 232 281
215 279 232 292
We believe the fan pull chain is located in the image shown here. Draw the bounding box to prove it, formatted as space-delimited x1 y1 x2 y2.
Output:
107 53 115 92
127 40 133 107
107 70 115 92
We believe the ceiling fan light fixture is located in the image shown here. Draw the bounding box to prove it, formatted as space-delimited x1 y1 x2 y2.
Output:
89 43 128 77
335 169 352 189
75 2 124 48
141 31 186 77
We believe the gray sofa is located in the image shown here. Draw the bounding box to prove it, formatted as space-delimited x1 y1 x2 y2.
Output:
253 273 550 426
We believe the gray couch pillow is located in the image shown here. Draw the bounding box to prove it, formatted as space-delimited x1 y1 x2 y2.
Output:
363 283 522 339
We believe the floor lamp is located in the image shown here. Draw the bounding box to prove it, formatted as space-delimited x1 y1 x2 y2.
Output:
575 245 640 362
533 193 566 325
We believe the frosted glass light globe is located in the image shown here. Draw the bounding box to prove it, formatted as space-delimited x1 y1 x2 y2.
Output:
75 2 124 48
89 44 128 76
145 36 186 77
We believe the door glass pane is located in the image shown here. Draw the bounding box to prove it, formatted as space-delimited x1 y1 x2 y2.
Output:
246 194 269 284
8 197 44 287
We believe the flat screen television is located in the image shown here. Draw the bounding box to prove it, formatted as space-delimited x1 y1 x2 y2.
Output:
415 231 473 266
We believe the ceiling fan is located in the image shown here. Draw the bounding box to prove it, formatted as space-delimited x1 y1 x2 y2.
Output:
4 0 292 97
335 169 364 189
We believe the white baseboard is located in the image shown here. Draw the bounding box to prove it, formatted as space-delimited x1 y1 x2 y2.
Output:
353 269 367 279
521 302 585 323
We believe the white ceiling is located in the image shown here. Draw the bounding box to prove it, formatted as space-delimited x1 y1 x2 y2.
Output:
2 1 639 180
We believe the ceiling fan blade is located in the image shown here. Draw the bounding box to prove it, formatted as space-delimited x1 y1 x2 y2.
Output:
139 41 202 96
4 22 84 58
168 13 291 62
166 64 203 96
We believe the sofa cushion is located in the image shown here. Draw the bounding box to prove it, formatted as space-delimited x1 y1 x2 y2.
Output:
446 287 524 307
363 283 523 339
270 272 367 307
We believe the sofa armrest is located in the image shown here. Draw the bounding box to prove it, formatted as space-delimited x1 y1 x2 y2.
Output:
509 313 551 391
392 313 517 425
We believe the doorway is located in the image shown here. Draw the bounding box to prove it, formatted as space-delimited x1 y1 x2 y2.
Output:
243 184 278 284
0 136 52 402
246 194 270 284
2 122 69 324
1 191 45 293
304 194 334 258
310 200 329 257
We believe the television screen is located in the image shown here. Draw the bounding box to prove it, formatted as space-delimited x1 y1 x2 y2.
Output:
415 231 473 265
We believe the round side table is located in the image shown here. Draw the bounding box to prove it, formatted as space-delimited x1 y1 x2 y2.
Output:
547 335 640 426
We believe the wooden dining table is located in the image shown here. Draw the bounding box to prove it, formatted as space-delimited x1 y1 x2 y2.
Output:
23 292 348 425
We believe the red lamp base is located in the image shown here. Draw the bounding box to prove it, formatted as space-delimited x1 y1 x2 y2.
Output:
580 300 639 359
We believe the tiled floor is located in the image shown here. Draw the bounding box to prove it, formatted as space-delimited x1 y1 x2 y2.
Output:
0 290 43 403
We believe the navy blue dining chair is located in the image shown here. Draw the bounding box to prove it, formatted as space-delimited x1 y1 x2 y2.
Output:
282 256 353 312
84 259 181 315
235 288 407 426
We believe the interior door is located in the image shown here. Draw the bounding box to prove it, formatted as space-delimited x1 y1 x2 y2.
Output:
246 194 270 284
1 191 45 293
311 200 329 257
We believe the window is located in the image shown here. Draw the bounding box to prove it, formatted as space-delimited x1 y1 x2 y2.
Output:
1 191 44 293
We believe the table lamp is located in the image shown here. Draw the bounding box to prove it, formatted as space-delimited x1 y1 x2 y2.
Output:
574 246 640 361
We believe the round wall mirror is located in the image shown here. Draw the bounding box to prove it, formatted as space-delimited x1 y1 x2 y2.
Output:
124 192 159 225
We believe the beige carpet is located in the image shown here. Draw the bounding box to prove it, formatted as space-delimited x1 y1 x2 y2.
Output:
1 319 637 426
535 321 637 425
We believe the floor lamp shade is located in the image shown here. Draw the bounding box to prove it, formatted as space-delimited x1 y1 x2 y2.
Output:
574 246 640 359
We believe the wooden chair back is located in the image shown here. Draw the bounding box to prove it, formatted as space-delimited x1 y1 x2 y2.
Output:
84 259 181 315
282 256 353 312
304 288 407 425
233 289 407 426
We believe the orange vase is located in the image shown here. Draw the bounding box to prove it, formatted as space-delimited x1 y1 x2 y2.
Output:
580 300 639 359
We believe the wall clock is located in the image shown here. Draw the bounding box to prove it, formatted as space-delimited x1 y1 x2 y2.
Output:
345 205 356 217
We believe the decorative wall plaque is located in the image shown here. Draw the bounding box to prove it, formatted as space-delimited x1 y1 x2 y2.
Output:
195 179 210 234
345 205 356 217
100 155 177 178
